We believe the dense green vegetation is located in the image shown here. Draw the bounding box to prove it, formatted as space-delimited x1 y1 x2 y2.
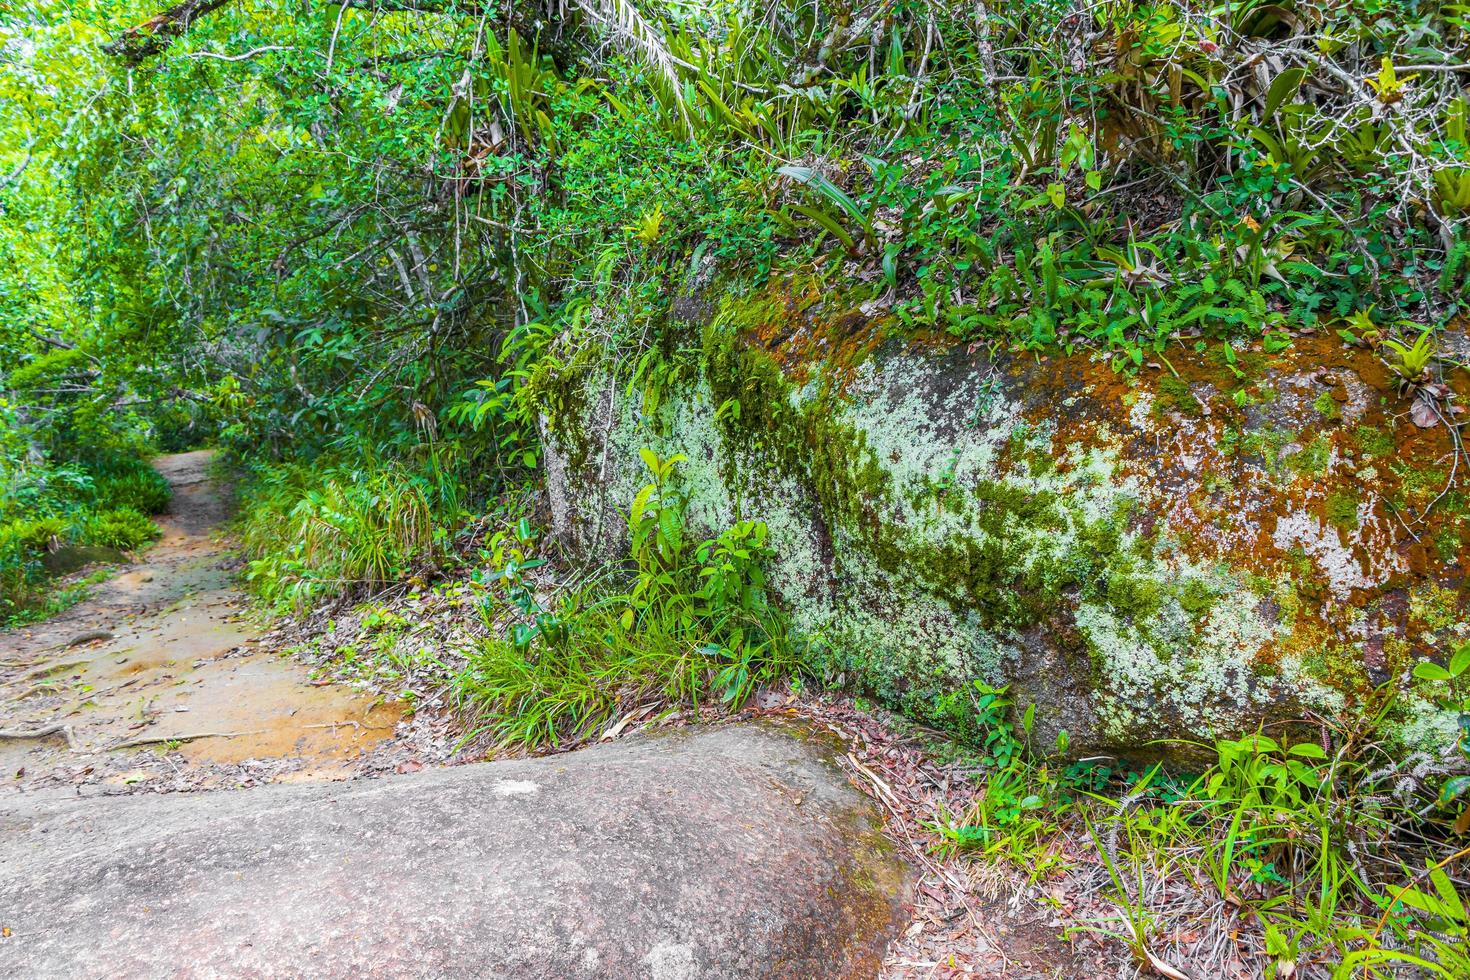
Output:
3 0 1469 973
0 348 173 621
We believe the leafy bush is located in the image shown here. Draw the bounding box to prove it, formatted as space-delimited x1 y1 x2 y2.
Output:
0 444 169 622
82 507 160 551
453 451 796 749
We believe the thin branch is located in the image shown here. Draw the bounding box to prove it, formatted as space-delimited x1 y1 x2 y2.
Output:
181 44 295 62
113 729 265 749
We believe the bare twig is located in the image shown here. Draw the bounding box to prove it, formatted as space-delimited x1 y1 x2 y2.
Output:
181 45 294 62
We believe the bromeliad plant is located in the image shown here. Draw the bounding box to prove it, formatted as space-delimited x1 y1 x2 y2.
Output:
1376 324 1463 430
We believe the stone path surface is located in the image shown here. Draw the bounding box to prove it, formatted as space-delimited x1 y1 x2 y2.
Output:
0 453 910 977
1 721 908 978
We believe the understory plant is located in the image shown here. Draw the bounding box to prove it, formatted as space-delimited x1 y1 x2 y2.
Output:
937 692 1470 977
238 447 468 613
452 450 795 749
0 451 172 624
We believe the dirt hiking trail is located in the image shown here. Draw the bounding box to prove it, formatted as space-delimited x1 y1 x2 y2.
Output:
0 451 402 796
0 456 914 979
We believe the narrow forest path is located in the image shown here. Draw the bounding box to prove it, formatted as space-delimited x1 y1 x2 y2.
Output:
0 462 913 979
0 451 402 796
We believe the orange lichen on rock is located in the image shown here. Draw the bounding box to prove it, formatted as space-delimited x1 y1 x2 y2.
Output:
1001 330 1468 692
727 279 889 391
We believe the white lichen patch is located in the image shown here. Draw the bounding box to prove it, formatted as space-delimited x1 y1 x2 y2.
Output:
739 472 827 617
1075 572 1333 742
1393 693 1466 755
840 354 1015 494
1127 390 1155 430
1271 509 1404 597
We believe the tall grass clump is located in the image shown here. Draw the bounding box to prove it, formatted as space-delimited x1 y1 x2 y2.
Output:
452 450 798 749
238 447 468 612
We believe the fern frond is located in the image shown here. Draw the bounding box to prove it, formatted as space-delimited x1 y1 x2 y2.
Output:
573 0 690 132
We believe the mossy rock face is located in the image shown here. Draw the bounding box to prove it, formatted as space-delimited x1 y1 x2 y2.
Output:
538 280 1470 758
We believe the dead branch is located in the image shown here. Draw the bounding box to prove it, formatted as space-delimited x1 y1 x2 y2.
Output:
104 0 240 65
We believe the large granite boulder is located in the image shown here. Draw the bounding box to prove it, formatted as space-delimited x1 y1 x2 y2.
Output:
0 720 907 978
539 281 1468 757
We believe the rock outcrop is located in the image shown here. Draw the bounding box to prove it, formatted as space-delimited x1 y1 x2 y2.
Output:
540 279 1469 756
0 720 907 979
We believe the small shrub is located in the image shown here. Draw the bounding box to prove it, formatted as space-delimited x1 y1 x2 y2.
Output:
83 508 160 550
453 451 796 749
10 516 67 553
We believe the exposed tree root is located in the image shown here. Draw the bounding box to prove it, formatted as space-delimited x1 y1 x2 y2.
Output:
113 729 264 749
2 658 92 687
0 722 79 751
54 630 113 650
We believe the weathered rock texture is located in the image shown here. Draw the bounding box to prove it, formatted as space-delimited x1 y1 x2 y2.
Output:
0 720 906 979
540 279 1469 755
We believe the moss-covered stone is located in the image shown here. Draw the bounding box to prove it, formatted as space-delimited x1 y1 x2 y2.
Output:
1155 376 1202 417
536 270 1470 759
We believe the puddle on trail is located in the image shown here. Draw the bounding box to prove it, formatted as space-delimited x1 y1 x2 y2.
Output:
0 451 403 794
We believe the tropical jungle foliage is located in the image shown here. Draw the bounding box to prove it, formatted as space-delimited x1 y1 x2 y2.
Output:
3 0 1469 973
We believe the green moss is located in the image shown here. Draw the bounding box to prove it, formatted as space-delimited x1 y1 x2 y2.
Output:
1287 436 1331 477
521 346 597 470
1238 427 1292 473
1397 463 1447 496
1219 426 1241 456
1155 376 1202 417
1352 424 1394 458
1299 643 1371 692
1250 657 1279 678
1440 489 1469 517
715 287 788 337
1410 584 1461 633
1433 526 1464 563
703 320 811 482
1107 568 1166 622
1325 490 1360 533
1176 576 1217 616
1312 390 1341 420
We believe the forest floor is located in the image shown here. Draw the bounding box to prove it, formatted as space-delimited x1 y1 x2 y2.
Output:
0 453 1109 978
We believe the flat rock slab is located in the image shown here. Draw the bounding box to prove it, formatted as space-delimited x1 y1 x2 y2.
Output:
0 719 908 978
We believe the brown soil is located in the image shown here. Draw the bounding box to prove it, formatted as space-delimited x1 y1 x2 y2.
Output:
0 451 405 796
